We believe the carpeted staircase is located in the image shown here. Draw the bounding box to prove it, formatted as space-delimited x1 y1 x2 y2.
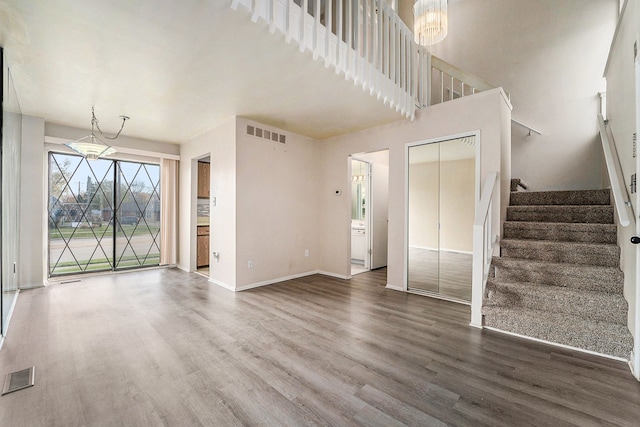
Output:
483 185 634 359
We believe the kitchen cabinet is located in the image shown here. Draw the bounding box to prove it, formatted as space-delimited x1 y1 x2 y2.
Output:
197 161 210 199
197 226 209 267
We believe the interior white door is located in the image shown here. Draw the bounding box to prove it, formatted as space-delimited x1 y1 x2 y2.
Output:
371 163 389 269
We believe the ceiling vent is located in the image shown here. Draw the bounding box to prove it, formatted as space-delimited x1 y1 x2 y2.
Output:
247 125 286 144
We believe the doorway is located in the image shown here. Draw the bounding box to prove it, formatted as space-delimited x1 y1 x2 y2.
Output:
195 157 211 276
406 134 478 303
350 150 389 276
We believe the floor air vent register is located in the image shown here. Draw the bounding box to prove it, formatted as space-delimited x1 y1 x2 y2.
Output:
2 367 35 395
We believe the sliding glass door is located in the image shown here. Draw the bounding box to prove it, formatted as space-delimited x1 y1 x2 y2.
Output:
407 135 477 302
1 48 22 335
48 153 160 276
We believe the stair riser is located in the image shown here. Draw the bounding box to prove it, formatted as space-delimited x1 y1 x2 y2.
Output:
503 226 616 244
485 283 627 325
500 246 619 267
493 267 623 294
507 207 614 224
483 309 632 359
510 189 611 206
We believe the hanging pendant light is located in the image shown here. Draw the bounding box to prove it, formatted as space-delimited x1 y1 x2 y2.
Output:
65 107 129 160
413 0 448 46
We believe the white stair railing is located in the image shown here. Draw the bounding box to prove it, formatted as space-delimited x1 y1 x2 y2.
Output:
471 171 499 328
231 0 420 119
598 114 633 227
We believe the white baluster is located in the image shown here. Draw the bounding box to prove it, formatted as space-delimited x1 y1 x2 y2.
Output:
325 0 332 68
336 0 343 74
300 0 308 52
286 0 294 43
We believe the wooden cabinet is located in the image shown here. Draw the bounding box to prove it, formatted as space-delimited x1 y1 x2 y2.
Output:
197 226 209 267
197 161 210 199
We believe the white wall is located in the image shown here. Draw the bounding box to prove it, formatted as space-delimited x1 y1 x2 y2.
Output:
604 0 640 376
179 117 237 289
20 115 46 288
319 89 511 288
428 0 618 191
235 118 320 289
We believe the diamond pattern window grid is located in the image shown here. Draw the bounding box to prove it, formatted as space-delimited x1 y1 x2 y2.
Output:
48 153 160 276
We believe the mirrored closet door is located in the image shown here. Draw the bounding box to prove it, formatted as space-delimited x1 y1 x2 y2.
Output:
407 135 477 302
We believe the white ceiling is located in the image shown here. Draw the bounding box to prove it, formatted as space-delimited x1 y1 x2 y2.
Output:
0 0 405 143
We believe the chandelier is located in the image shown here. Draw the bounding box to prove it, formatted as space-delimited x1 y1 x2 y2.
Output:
65 107 129 160
413 0 448 46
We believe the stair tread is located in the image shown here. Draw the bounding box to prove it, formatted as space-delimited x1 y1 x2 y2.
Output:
501 238 618 250
492 256 622 274
483 306 633 358
510 189 611 206
508 205 613 210
486 279 626 300
485 279 628 323
504 221 616 230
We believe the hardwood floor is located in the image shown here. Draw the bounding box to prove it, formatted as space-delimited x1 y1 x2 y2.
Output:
1 267 639 426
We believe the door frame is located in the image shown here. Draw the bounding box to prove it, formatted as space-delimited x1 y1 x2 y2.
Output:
190 154 211 273
404 130 481 297
349 157 372 272
347 149 390 277
633 36 640 380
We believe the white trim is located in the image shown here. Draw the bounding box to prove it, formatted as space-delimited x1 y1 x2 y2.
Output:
405 130 481 298
45 265 171 284
317 270 350 280
1 290 20 342
176 264 190 273
235 270 320 291
19 283 45 290
208 277 236 292
484 326 629 362
44 136 180 161
385 284 404 292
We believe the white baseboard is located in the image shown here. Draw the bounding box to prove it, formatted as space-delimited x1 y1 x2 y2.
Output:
176 264 190 273
385 284 405 292
484 326 629 362
317 270 350 280
208 277 235 292
0 290 20 348
19 283 45 290
236 270 320 292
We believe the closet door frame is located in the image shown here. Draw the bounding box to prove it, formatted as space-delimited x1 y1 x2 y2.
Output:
404 131 481 300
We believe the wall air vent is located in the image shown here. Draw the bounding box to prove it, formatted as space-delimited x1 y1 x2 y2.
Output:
246 124 286 144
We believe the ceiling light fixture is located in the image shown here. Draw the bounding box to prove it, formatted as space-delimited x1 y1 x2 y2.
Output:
65 107 129 160
413 0 448 47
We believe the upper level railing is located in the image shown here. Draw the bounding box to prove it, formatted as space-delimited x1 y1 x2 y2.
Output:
232 0 419 119
425 55 501 107
231 0 513 120
597 114 633 227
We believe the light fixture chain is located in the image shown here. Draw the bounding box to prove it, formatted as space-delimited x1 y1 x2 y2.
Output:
92 106 129 140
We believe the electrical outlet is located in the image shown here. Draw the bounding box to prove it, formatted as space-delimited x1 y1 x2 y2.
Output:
304 249 309 257
248 259 253 269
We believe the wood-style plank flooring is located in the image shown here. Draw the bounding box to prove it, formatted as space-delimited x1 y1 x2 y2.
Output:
1 268 639 426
